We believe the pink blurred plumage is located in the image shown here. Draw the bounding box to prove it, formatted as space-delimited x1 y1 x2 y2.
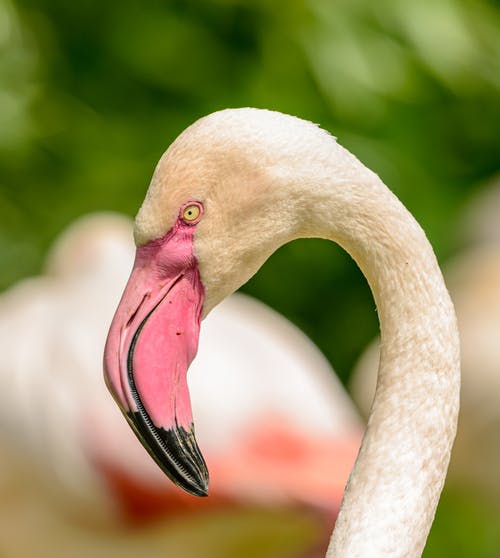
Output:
0 213 362 557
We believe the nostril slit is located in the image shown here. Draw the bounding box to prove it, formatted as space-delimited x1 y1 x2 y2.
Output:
126 294 148 328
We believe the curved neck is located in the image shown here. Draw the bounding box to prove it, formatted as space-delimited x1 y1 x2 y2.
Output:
302 148 460 557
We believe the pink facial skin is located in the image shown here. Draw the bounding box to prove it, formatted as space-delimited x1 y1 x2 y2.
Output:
103 204 204 434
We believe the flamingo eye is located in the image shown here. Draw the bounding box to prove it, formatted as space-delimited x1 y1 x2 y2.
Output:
181 203 203 224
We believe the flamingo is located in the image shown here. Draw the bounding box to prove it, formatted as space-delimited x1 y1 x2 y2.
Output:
351 178 500 499
104 108 460 557
0 212 362 557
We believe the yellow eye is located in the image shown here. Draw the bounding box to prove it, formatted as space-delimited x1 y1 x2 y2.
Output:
182 203 202 223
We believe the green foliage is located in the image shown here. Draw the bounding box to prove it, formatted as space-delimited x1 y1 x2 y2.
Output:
425 487 500 558
3 0 499 378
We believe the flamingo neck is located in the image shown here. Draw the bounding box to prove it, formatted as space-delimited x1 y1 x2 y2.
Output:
303 149 460 557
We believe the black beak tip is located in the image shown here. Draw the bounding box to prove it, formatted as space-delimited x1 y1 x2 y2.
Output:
127 411 210 498
177 455 209 497
187 477 209 497
172 431 210 497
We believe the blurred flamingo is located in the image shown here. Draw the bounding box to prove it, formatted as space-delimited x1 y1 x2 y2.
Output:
0 212 363 557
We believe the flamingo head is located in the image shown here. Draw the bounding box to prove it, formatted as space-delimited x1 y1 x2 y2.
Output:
103 108 340 497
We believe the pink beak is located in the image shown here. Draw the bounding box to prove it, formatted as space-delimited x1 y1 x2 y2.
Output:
103 220 209 496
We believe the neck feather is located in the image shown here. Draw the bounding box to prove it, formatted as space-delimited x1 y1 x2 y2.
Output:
302 145 460 558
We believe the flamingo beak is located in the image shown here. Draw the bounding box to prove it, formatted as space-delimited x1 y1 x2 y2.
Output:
103 225 209 497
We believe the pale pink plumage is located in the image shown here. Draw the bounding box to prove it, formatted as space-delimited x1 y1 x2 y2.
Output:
0 213 362 556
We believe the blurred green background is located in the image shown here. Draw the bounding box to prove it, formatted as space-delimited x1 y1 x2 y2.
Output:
1 0 499 556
